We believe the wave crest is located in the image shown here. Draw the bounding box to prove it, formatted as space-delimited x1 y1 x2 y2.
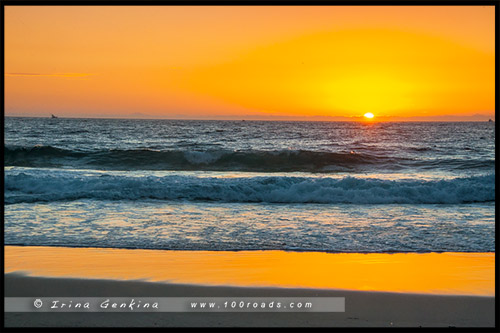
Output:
5 171 494 204
5 145 493 172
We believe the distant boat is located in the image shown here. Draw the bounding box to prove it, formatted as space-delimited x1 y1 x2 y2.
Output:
51 114 58 119
488 119 493 122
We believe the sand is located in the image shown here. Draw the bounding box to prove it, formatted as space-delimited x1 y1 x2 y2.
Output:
4 246 495 327
4 273 495 327
4 246 495 296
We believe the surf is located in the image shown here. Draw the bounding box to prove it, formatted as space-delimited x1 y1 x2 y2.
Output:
5 169 495 205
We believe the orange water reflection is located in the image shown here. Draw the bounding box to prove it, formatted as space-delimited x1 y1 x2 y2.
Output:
5 246 494 296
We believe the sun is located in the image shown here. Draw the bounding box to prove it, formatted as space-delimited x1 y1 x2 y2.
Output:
364 112 375 119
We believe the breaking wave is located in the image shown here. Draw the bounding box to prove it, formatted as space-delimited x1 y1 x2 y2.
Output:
4 145 493 172
5 170 494 205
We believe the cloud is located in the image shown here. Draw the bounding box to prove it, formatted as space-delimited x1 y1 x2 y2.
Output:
5 73 93 78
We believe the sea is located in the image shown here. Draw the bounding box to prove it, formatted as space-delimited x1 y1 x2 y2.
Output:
4 117 495 253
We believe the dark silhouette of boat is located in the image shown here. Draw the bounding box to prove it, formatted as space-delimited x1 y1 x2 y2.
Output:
51 114 58 119
488 119 493 122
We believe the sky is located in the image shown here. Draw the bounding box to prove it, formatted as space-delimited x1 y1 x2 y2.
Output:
4 6 496 121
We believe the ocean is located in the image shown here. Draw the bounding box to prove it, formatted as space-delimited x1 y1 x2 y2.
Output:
4 117 495 253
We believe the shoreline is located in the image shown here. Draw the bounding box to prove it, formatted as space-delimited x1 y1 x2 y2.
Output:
5 242 495 253
4 273 495 327
5 246 494 296
4 245 495 327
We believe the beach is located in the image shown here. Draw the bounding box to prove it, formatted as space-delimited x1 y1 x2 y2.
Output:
4 119 495 328
4 245 495 327
4 5 496 329
4 274 495 327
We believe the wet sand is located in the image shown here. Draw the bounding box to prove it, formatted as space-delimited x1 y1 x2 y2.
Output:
4 273 495 327
4 246 495 327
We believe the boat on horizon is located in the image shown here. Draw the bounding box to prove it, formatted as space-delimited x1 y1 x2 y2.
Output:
51 114 58 119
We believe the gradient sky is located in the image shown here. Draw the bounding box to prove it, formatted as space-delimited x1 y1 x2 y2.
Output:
4 6 495 120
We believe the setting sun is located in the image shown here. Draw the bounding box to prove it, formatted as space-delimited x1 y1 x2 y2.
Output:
4 6 494 121
3 5 496 328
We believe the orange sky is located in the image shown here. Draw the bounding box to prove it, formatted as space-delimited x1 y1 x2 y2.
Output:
4 6 495 120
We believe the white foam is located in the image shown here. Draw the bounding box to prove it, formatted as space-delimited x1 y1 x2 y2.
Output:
4 169 494 205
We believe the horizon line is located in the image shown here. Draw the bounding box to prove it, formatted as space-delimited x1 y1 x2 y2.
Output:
4 115 495 122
